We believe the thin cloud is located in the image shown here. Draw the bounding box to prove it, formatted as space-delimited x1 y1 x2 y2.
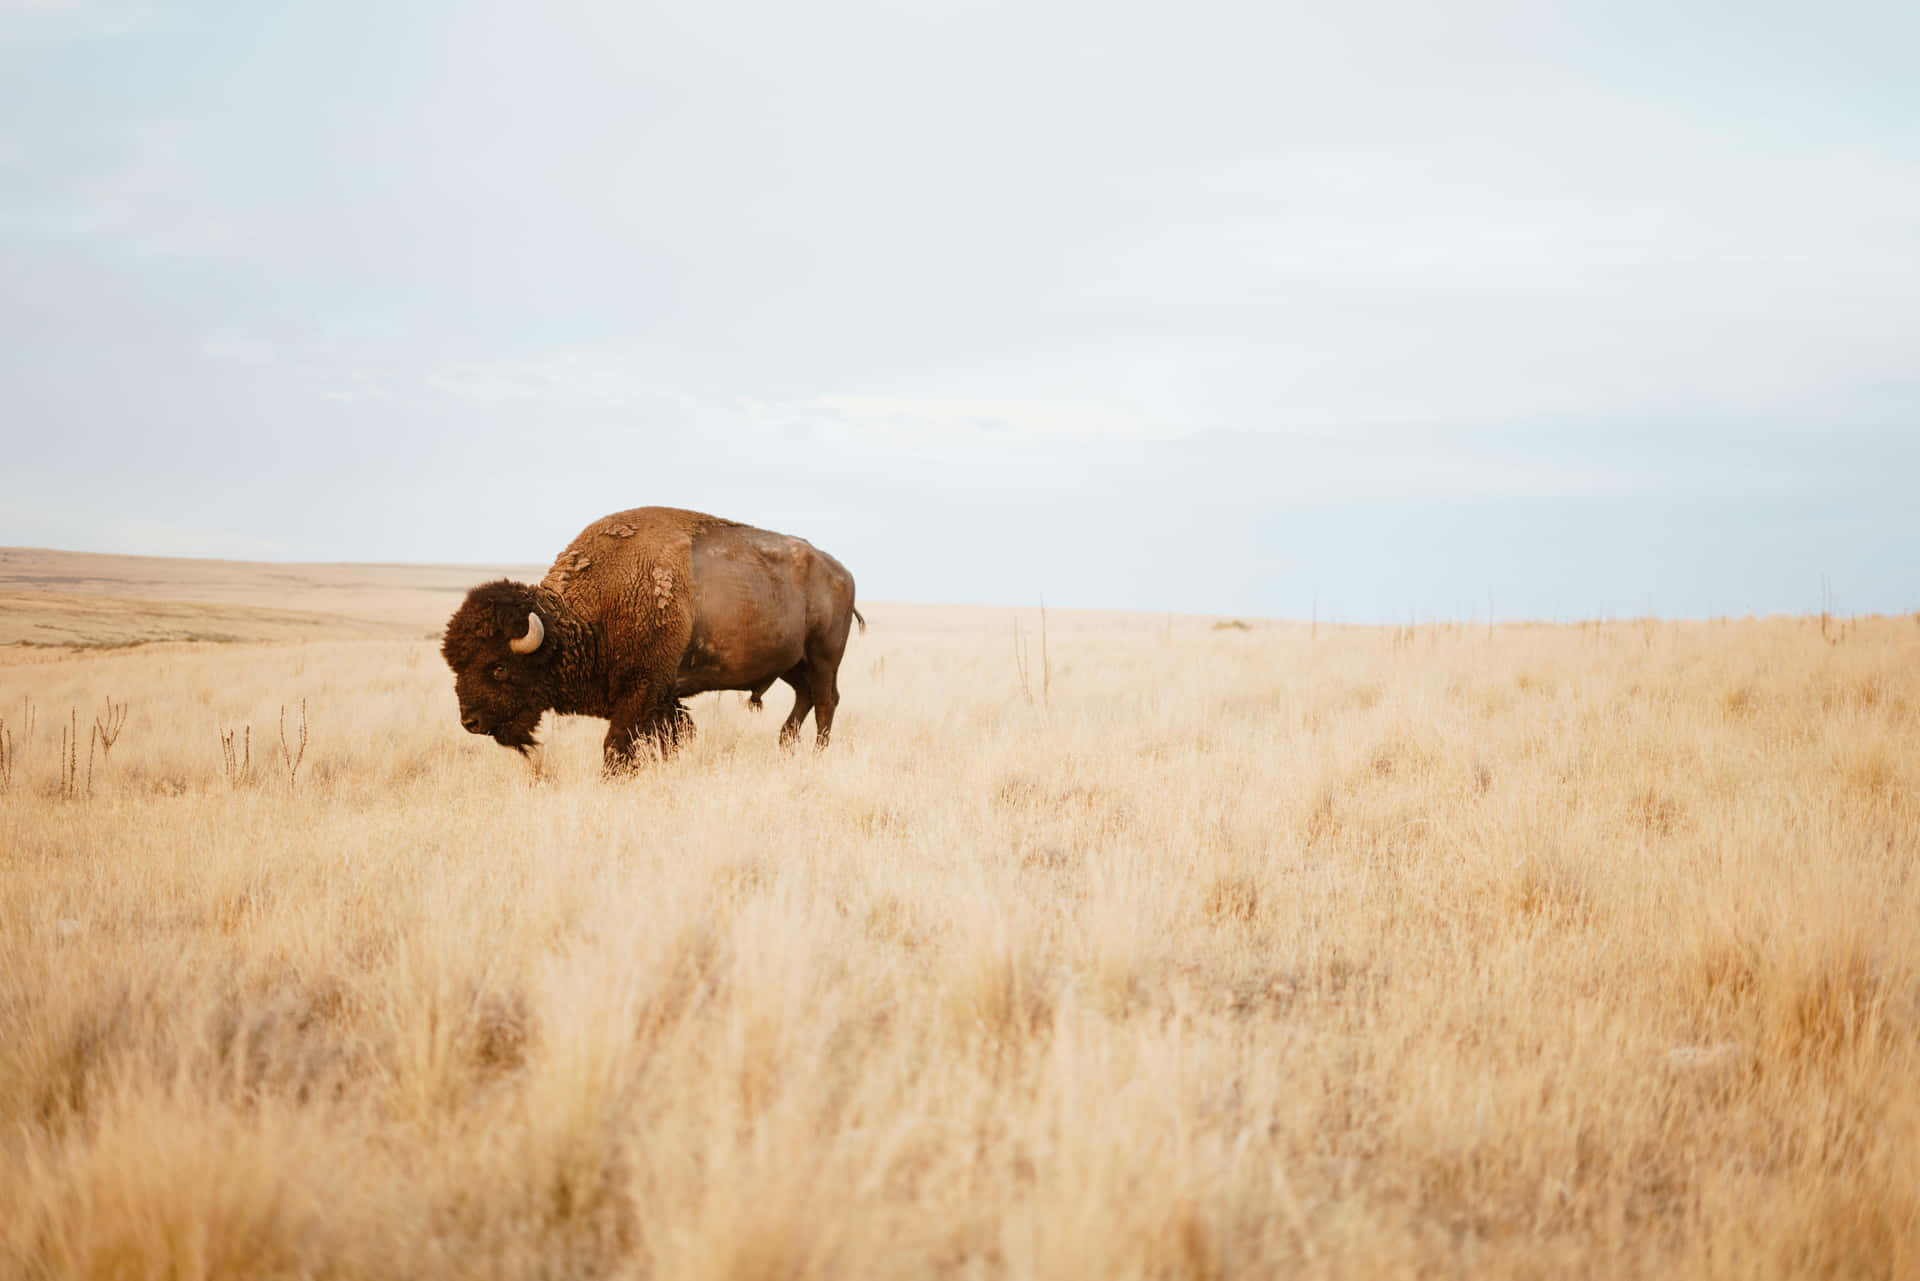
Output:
202 333 276 366
424 355 699 416
817 394 1182 442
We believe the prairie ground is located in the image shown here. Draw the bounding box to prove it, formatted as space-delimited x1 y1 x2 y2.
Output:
0 547 539 647
1 562 1916 1279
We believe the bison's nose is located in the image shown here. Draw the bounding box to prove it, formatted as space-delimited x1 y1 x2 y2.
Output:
462 713 484 733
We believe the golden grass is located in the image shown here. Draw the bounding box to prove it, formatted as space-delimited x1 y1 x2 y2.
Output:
2 605 1917 1278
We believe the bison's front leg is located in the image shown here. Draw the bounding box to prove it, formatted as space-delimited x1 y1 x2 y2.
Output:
603 694 695 774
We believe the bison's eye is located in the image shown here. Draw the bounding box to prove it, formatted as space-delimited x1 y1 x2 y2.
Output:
491 664 509 681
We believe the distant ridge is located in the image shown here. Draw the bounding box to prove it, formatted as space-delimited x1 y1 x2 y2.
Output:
0 547 544 650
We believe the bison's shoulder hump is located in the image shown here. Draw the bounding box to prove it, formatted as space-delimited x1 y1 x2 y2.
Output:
578 506 738 543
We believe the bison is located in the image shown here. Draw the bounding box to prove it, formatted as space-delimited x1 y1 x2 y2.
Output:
441 507 864 769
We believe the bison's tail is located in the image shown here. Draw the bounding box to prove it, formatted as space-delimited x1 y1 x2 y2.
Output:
853 606 867 635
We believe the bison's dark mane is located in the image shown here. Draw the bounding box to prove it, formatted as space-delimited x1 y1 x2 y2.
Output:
443 579 606 729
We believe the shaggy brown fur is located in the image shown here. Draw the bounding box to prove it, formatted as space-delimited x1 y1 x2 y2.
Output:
442 507 864 769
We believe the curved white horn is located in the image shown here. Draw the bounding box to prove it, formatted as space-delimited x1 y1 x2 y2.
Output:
508 611 544 654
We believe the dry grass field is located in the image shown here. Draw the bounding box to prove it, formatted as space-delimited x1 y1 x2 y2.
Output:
1 554 1916 1279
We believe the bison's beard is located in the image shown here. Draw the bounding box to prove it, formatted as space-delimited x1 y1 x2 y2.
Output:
490 710 544 754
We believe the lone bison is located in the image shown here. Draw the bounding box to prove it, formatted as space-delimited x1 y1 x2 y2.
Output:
442 507 864 768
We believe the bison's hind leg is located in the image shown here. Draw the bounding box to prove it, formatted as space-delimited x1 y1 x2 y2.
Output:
777 665 813 747
800 610 853 748
809 665 840 748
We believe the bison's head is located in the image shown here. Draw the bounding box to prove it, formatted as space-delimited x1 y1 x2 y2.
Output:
441 580 557 752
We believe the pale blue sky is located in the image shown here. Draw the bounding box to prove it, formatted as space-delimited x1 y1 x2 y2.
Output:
3 0 1916 620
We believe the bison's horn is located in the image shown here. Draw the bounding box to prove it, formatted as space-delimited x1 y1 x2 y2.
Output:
508 611 545 654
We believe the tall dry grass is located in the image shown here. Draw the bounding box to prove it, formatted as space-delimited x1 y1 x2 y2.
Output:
1 608 1916 1279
